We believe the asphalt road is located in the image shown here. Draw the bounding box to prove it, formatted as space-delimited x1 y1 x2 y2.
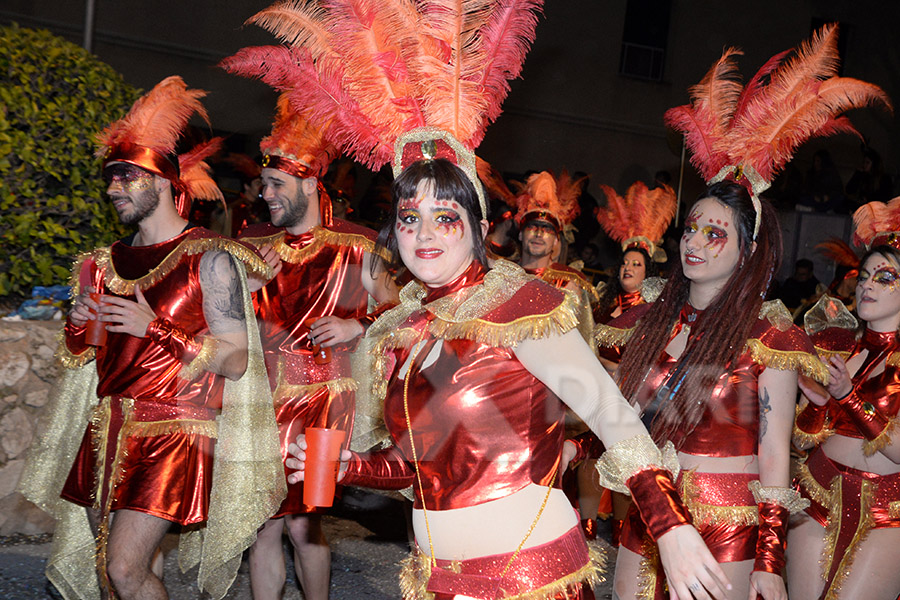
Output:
0 489 615 599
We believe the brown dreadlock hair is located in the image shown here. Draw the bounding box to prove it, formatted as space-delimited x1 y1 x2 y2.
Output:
616 180 782 445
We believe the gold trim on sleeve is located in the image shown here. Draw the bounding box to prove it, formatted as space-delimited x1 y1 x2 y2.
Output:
179 337 220 381
594 435 680 494
748 480 810 514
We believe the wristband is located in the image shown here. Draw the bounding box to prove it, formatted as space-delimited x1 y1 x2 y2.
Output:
837 390 890 441
146 317 202 363
795 401 828 434
753 501 789 574
627 467 693 540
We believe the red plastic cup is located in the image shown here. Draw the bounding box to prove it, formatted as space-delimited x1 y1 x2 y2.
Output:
303 427 346 507
85 292 107 347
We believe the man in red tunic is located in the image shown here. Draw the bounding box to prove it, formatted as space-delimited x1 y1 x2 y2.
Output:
515 171 598 341
236 96 398 600
19 77 284 600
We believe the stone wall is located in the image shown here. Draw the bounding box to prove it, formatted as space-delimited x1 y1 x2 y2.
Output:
0 320 62 535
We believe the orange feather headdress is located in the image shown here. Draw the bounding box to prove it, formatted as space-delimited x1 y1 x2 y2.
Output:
513 171 584 241
852 197 900 250
220 0 545 219
664 24 890 240
596 181 677 262
95 76 223 219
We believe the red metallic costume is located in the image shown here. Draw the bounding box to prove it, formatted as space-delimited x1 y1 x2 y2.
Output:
794 321 900 598
241 217 380 516
60 227 267 523
342 260 605 598
596 300 822 598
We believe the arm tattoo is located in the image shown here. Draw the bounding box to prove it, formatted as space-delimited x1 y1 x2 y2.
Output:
759 387 772 442
199 251 246 335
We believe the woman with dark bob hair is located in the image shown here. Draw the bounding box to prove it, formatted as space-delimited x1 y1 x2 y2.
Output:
597 181 823 600
789 202 900 599
290 155 731 599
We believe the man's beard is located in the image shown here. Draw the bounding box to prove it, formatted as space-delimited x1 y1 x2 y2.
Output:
272 188 309 228
117 186 161 225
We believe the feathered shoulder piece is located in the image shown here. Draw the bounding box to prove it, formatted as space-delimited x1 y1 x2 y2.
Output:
95 76 222 216
853 196 900 250
665 24 890 237
223 0 545 218
596 181 676 262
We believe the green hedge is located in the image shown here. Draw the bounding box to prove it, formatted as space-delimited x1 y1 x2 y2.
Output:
0 23 140 298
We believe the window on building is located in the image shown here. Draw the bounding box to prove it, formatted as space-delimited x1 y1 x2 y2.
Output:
619 0 672 82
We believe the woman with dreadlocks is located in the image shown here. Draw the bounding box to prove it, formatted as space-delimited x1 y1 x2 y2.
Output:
596 23 887 600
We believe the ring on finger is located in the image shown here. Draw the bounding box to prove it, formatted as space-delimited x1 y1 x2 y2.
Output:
689 582 702 592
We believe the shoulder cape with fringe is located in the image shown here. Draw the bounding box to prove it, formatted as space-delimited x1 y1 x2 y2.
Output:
350 259 580 453
594 299 827 382
240 219 390 265
18 235 285 600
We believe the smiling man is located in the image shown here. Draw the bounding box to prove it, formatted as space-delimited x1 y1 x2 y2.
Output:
515 171 598 342
236 96 398 600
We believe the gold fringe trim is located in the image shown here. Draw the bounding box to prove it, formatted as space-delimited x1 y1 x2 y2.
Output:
862 417 897 457
370 328 422 404
89 399 113 510
816 348 853 363
541 268 600 303
595 436 681 494
179 336 219 381
793 402 835 447
67 249 102 294
680 471 758 526
246 227 387 266
795 460 832 509
793 425 835 448
636 537 659 600
95 237 272 295
888 352 900 367
239 232 284 250
398 544 605 600
128 419 218 439
823 479 876 600
315 226 391 261
745 338 829 383
54 329 95 368
819 474 841 583
274 377 358 405
593 323 635 349
748 480 810 514
428 291 580 348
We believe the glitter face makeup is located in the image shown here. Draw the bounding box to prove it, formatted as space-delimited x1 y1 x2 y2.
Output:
520 220 559 262
103 164 154 192
680 197 741 295
619 249 647 293
104 163 161 225
395 179 478 288
857 253 900 332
